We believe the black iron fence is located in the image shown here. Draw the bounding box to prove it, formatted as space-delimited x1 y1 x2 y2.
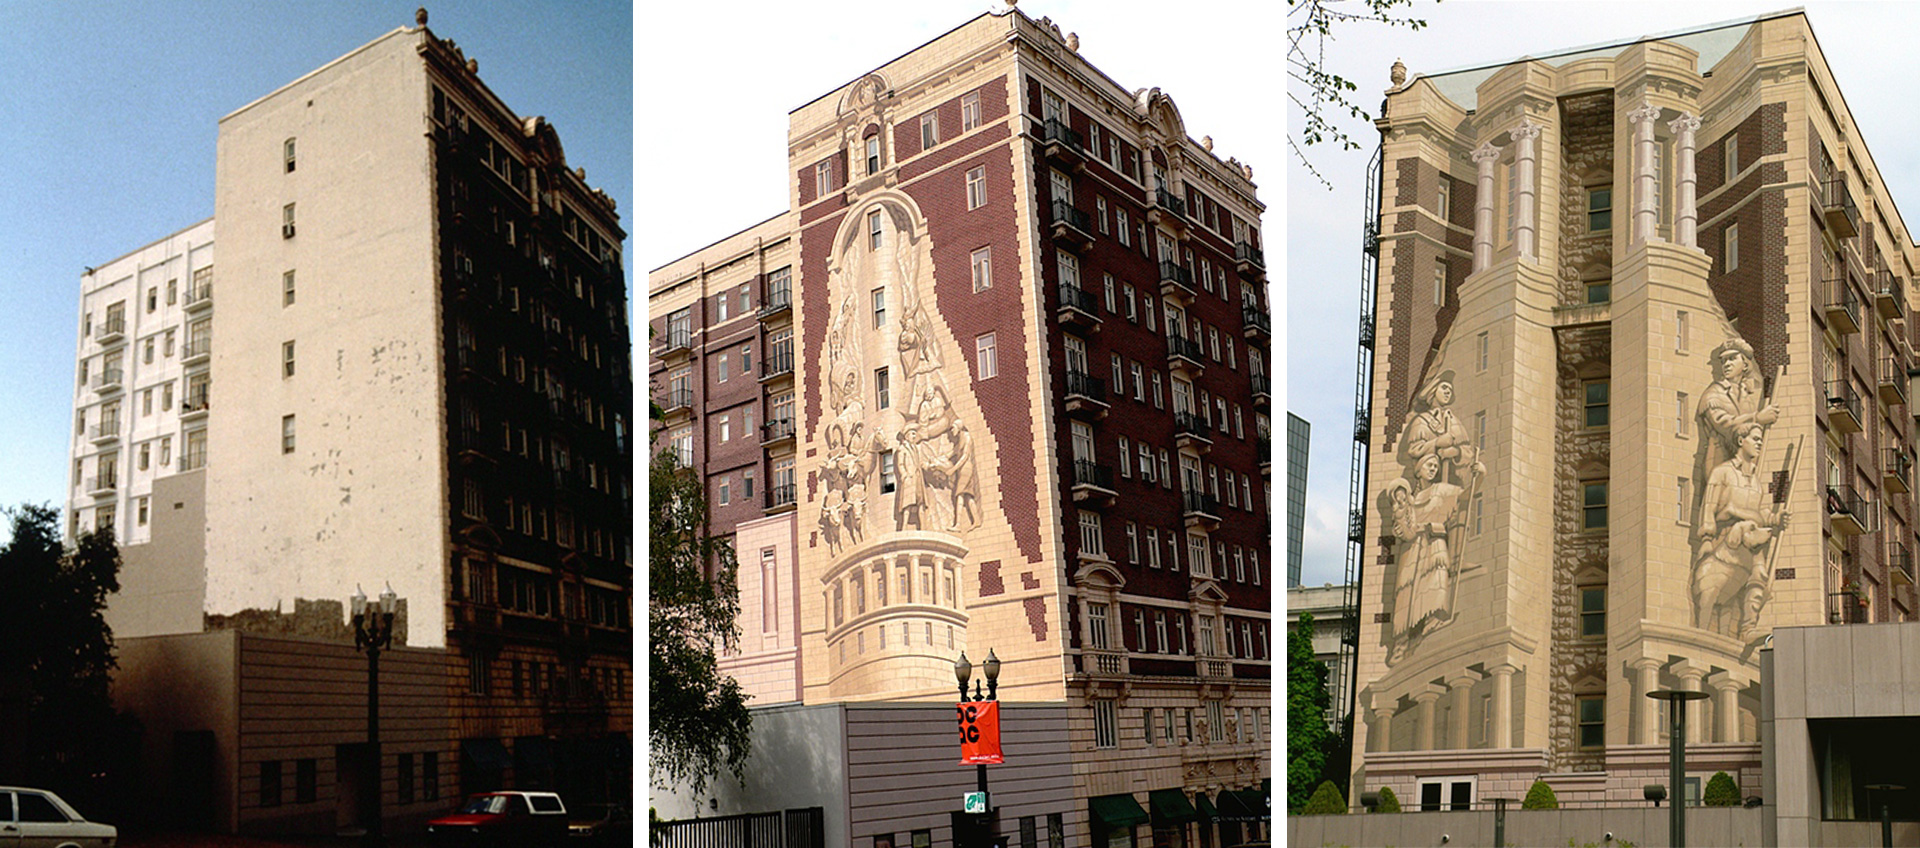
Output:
654 807 825 848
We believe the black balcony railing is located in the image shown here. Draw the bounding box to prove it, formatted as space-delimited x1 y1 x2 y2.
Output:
1058 284 1099 316
1243 305 1270 336
759 284 792 317
1183 491 1221 519
1042 118 1084 154
1073 460 1114 491
1824 273 1861 334
1826 380 1862 431
762 350 794 379
1236 242 1266 269
182 391 210 415
95 318 125 341
1878 270 1907 320
1251 374 1270 396
1153 188 1187 219
766 483 796 509
1159 260 1194 291
1052 199 1091 234
185 283 213 310
1174 411 1212 440
663 388 694 411
1882 357 1908 404
1886 448 1912 491
762 417 795 442
1167 334 1205 364
1826 484 1870 533
1063 370 1107 403
1889 543 1913 582
663 327 692 353
1823 172 1860 237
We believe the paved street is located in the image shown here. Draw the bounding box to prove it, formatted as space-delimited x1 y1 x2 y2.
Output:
118 832 437 848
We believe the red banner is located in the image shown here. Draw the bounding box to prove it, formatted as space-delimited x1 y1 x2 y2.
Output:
957 700 1003 764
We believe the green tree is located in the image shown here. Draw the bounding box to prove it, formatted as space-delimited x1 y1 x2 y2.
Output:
1302 780 1349 815
0 504 139 814
1288 0 1434 186
648 410 750 797
1288 612 1334 812
1522 780 1560 810
1374 785 1401 813
1703 771 1741 806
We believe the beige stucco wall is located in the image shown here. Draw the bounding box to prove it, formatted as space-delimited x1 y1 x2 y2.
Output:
207 27 448 645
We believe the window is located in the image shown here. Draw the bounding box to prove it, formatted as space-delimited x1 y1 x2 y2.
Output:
1207 699 1226 741
1087 602 1109 650
920 113 939 149
1418 777 1476 812
1587 274 1612 304
718 416 731 443
1725 134 1738 177
815 161 832 197
1154 612 1168 652
1093 700 1118 748
139 442 151 470
1058 250 1079 287
976 333 997 379
1585 380 1609 428
1116 209 1130 246
283 270 296 306
282 203 296 238
1126 522 1139 560
1724 222 1740 272
744 469 755 498
297 758 317 803
1118 436 1131 478
872 287 887 327
971 247 992 292
1676 310 1689 352
1578 695 1605 748
1437 179 1451 218
717 292 728 321
146 288 157 313
880 452 896 494
1110 354 1123 391
1130 363 1144 401
1584 480 1608 530
399 753 415 804
167 278 177 305
138 496 149 526
1433 260 1447 305
1677 392 1690 436
260 761 282 807
1472 492 1484 536
1104 276 1117 312
865 135 881 175
966 166 986 209
717 354 728 382
1678 476 1691 524
741 344 753 374
1137 443 1153 483
1078 510 1103 557
962 92 982 130
282 341 295 377
1588 186 1612 231
1097 197 1109 234
468 650 489 695
284 137 296 172
1580 586 1606 637
281 415 296 454
1158 450 1171 489
875 368 890 409
868 209 883 249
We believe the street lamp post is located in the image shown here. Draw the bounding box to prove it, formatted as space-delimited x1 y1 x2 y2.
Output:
955 650 1001 848
1863 783 1904 848
352 585 399 848
1647 689 1710 848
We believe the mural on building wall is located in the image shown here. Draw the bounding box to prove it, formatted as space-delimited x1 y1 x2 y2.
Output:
1382 370 1484 664
1688 339 1795 638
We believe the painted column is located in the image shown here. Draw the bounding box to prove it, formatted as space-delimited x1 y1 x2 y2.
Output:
1414 686 1444 751
1711 673 1743 743
1473 143 1501 272
1628 102 1663 245
1669 113 1702 247
1630 657 1663 745
1511 121 1543 262
1489 663 1516 749
1370 705 1397 753
1675 664 1709 744
1447 673 1477 750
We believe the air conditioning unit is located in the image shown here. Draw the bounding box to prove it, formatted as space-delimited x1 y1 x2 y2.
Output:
282 223 296 239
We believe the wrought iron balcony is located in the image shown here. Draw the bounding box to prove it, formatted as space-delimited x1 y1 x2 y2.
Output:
1071 460 1117 504
1826 484 1872 535
1167 334 1205 375
1235 241 1266 272
92 369 123 393
1150 187 1188 222
1040 118 1086 165
1877 270 1906 322
766 483 796 512
661 388 694 415
1824 275 1860 335
94 318 125 345
1050 199 1094 248
1182 491 1221 529
758 283 792 320
1826 380 1862 434
88 423 120 444
183 337 212 364
1889 542 1913 588
1242 305 1270 342
182 391 210 418
1880 357 1908 408
1063 370 1109 419
87 474 117 494
1885 448 1912 495
1158 260 1195 301
1174 411 1213 444
661 327 693 358
1822 172 1859 239
762 417 795 445
1250 374 1270 407
184 283 214 313
1057 283 1101 329
759 350 794 382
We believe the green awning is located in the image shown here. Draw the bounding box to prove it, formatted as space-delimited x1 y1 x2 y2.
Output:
1216 788 1270 822
1089 793 1150 830
1194 791 1219 821
1149 789 1199 824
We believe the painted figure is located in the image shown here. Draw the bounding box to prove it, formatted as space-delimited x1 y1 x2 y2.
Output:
1691 338 1779 538
1692 423 1790 638
1386 452 1466 662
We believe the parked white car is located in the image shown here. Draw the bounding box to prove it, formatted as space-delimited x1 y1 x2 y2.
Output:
0 787 117 847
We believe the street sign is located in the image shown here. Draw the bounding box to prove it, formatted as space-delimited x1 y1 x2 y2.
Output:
957 700 1004 764
964 791 989 814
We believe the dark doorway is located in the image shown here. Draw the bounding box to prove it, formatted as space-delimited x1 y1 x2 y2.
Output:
169 731 216 830
335 743 376 833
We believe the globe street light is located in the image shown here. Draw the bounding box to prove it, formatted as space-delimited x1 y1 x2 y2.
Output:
352 585 398 848
1647 689 1710 848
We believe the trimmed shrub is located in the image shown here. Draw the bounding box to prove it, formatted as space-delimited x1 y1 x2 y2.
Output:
1522 780 1560 810
1303 780 1349 814
1703 771 1741 806
1374 785 1401 813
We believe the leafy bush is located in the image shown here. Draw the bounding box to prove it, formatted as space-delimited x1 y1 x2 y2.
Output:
1374 785 1401 813
1522 780 1560 810
1703 771 1741 806
1303 780 1349 814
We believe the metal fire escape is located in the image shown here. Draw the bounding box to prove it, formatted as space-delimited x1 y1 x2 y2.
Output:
1337 145 1384 730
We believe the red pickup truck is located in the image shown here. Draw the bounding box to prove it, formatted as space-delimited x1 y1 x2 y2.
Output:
426 790 568 846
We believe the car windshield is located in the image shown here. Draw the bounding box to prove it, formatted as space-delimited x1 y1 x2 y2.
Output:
459 796 505 815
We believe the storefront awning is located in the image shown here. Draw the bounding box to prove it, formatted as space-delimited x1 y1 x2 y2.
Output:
462 738 512 769
1216 788 1271 822
1149 788 1199 824
1194 791 1219 821
1089 793 1150 830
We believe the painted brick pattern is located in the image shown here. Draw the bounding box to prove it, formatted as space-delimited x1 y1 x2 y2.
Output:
980 559 1004 596
1024 596 1049 641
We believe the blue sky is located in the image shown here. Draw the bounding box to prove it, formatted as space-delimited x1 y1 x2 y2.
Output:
0 1 633 529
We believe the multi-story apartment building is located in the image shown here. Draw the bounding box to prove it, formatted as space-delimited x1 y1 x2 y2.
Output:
649 7 1270 847
74 10 631 834
1352 9 1920 809
1287 412 1310 588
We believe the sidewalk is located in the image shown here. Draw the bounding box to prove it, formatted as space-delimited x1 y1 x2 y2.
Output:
117 832 436 848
